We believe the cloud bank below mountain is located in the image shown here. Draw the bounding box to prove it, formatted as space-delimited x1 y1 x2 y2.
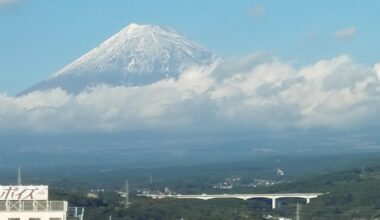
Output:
1 54 380 134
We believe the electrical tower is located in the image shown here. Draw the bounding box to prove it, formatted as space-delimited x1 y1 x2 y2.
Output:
17 167 22 186
296 203 302 220
125 180 131 208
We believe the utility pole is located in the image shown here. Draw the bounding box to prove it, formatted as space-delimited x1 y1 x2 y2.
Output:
125 180 131 208
17 167 22 186
296 203 301 220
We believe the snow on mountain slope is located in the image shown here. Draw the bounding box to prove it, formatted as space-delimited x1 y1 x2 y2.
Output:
22 23 216 94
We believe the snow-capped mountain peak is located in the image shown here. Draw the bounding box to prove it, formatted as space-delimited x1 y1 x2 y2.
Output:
23 23 216 94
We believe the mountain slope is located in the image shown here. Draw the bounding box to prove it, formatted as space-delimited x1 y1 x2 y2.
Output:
22 23 216 94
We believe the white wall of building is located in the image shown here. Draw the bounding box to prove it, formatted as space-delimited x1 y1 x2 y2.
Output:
0 211 66 220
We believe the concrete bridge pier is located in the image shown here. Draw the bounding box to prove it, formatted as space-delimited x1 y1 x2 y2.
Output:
306 197 311 204
272 198 277 209
272 196 311 209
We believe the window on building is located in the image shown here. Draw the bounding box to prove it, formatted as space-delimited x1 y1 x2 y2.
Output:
29 218 41 220
8 218 20 220
49 218 62 220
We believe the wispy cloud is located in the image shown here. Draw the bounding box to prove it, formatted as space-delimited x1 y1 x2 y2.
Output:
248 5 266 19
334 27 357 41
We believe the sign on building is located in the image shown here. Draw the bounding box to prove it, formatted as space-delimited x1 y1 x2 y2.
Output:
0 185 48 200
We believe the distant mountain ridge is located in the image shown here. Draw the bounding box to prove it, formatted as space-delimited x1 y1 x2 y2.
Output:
22 23 216 94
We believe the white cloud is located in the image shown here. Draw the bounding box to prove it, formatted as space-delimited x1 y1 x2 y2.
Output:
375 63 380 80
334 27 357 40
0 55 379 133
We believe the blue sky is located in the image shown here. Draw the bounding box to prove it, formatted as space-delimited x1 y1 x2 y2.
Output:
1 0 380 95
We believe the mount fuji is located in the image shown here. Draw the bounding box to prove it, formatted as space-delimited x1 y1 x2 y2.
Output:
22 23 217 94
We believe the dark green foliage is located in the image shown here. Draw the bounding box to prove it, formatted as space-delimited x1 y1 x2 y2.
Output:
2 153 380 219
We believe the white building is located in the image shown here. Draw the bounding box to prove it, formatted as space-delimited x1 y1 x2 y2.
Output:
0 185 70 220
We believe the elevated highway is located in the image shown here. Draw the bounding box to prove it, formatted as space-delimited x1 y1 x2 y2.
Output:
139 193 324 209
